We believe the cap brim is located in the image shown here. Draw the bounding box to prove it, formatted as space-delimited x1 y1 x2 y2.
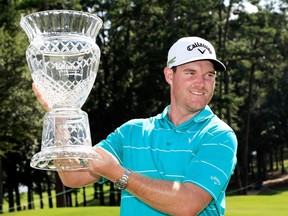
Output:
210 59 226 71
172 57 226 71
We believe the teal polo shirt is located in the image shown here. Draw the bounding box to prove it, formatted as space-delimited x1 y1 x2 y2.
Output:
97 105 237 216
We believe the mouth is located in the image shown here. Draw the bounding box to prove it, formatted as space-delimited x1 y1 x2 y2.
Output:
190 91 205 96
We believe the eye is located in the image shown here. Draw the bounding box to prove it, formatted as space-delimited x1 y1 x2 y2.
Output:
185 71 196 75
204 72 216 78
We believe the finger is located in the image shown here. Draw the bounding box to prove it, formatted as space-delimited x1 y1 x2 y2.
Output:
32 83 51 111
32 83 42 102
32 83 39 96
93 146 109 158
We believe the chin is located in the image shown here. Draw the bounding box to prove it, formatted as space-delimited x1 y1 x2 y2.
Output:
188 106 205 113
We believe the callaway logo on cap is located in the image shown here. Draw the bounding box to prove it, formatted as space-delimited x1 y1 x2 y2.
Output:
167 37 226 71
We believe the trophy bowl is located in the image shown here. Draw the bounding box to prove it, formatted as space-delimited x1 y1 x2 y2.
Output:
20 10 103 170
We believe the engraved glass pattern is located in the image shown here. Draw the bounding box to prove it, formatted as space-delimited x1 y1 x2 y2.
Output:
20 10 103 170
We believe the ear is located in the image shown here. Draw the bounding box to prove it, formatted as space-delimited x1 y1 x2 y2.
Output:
164 67 173 85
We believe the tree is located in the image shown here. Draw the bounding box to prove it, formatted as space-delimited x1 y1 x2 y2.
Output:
0 0 44 211
1 1 288 212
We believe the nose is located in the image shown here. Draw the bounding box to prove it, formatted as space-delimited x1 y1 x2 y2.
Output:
193 74 205 86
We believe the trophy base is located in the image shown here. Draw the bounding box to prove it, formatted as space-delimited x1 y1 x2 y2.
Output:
30 146 100 171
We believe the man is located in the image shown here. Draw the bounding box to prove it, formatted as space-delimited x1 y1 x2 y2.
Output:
34 36 237 215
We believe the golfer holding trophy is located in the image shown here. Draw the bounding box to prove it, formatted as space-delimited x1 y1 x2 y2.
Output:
21 10 238 216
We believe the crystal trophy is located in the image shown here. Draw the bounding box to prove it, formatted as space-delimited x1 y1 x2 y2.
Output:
20 10 103 170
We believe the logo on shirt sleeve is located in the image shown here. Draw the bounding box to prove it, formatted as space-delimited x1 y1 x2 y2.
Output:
211 176 221 185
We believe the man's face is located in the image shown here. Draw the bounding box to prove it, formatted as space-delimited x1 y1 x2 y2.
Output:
166 60 216 114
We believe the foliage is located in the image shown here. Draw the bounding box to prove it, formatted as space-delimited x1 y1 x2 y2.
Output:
0 0 288 213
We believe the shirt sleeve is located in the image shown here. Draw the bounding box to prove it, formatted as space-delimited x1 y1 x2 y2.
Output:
183 130 237 200
94 122 130 184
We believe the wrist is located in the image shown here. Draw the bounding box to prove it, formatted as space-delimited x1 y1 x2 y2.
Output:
114 169 132 190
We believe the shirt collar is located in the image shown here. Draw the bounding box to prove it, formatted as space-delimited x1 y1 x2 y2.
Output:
160 105 214 127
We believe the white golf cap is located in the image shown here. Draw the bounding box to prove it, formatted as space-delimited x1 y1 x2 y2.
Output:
167 37 226 71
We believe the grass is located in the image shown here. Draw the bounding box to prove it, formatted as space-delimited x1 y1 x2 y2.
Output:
226 184 288 216
2 189 288 216
226 192 288 215
1 183 117 213
2 207 120 216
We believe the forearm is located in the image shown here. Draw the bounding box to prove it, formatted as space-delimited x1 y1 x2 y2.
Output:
127 172 187 215
88 148 212 215
126 172 212 216
58 169 101 188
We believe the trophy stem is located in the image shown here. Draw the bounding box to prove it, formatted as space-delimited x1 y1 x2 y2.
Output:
30 108 99 171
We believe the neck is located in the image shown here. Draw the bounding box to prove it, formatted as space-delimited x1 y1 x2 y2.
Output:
168 105 201 126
